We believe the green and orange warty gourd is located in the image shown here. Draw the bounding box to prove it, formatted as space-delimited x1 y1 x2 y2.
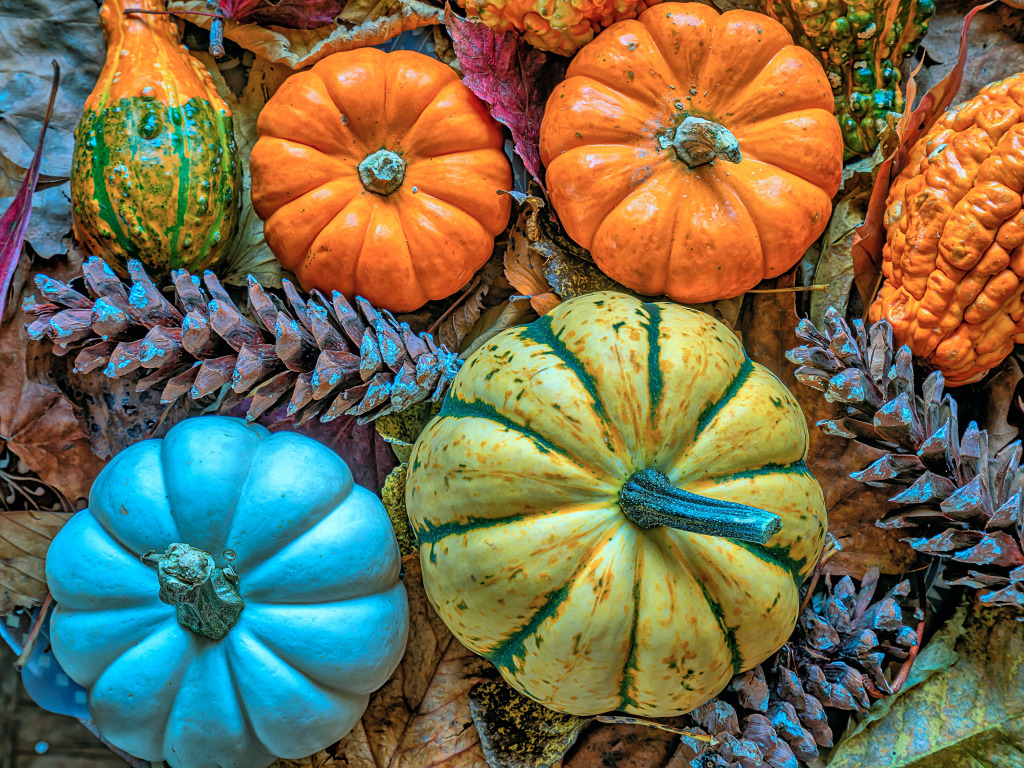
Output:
406 292 827 716
249 49 513 314
459 0 664 56
539 3 844 304
870 74 1024 386
70 0 241 279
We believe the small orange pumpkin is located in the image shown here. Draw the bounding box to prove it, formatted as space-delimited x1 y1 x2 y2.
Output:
250 49 513 313
539 3 844 304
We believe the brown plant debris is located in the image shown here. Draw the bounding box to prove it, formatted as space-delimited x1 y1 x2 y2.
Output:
788 308 1024 610
22 257 461 425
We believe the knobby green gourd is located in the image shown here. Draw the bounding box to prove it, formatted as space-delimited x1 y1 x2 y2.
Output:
46 416 409 768
70 0 241 279
406 292 828 716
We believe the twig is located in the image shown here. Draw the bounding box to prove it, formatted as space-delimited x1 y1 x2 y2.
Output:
890 615 926 694
746 284 826 294
428 275 483 336
595 715 717 744
15 593 53 668
123 8 224 17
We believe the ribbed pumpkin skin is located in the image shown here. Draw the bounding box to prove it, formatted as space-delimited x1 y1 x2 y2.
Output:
459 0 664 56
539 3 843 305
406 292 827 716
249 49 513 314
71 0 241 279
869 74 1024 386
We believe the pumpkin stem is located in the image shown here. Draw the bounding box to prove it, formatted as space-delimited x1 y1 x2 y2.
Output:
142 543 244 641
358 149 406 196
661 116 742 169
618 468 781 544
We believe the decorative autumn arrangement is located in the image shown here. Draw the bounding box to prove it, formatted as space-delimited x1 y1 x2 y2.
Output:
250 48 513 313
761 0 935 157
870 73 1024 387
6 3 1024 768
45 416 409 768
539 3 844 304
407 292 826 716
70 0 241 280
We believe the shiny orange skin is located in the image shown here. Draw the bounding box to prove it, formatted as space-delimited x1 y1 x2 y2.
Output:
250 49 513 313
870 75 1024 386
539 3 843 304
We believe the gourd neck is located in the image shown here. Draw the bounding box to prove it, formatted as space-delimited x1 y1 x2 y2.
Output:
142 543 244 641
660 115 742 169
618 468 781 544
359 149 406 196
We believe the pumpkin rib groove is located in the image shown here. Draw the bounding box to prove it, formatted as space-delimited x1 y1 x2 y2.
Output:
169 105 192 260
731 538 809 584
691 356 753 438
433 396 572 464
85 111 135 258
695 575 744 674
223 642 261 750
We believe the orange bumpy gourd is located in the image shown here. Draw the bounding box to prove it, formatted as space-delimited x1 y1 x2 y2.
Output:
460 0 664 56
870 74 1024 386
250 49 512 314
539 3 844 304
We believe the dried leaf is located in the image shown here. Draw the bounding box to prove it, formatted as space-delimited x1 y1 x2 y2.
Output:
809 190 868 329
469 678 590 768
504 202 561 317
309 557 490 768
381 463 415 555
828 602 1024 768
741 271 918 577
543 251 623 301
459 298 533 359
218 0 345 27
0 509 69 615
1 257 106 504
850 3 991 304
562 720 684 768
445 6 567 187
436 256 507 353
170 0 443 68
0 152 66 199
1 62 58 321
0 0 105 258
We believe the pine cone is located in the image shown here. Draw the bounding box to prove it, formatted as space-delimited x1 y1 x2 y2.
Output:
23 257 461 424
681 568 921 768
786 308 1024 611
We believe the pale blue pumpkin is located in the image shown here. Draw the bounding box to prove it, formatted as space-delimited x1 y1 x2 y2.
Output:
45 416 409 768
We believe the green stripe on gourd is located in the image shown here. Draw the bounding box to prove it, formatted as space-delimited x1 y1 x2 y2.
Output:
71 96 240 279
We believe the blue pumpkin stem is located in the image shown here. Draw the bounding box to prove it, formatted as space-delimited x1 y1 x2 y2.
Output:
142 542 244 641
618 468 781 545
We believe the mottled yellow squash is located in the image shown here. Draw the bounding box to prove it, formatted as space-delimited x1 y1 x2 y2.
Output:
406 292 827 716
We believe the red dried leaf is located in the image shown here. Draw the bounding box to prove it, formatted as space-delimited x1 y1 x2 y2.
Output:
850 2 994 305
0 62 59 321
445 5 567 188
218 0 344 27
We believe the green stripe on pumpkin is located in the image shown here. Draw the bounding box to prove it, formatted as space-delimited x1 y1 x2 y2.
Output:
641 302 664 414
697 580 744 674
434 398 572 459
520 314 614 435
693 356 754 437
486 575 578 676
79 108 137 258
617 577 643 710
413 510 530 549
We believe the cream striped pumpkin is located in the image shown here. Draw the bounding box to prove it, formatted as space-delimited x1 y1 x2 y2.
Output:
406 291 826 716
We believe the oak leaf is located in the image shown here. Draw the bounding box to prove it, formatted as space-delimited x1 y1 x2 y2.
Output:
0 509 69 615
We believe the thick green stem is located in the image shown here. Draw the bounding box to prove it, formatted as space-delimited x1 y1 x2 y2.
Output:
142 543 244 641
660 115 742 169
619 468 781 545
358 148 406 195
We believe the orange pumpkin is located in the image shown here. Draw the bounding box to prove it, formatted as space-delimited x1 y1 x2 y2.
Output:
539 3 843 304
250 49 513 313
870 74 1024 386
